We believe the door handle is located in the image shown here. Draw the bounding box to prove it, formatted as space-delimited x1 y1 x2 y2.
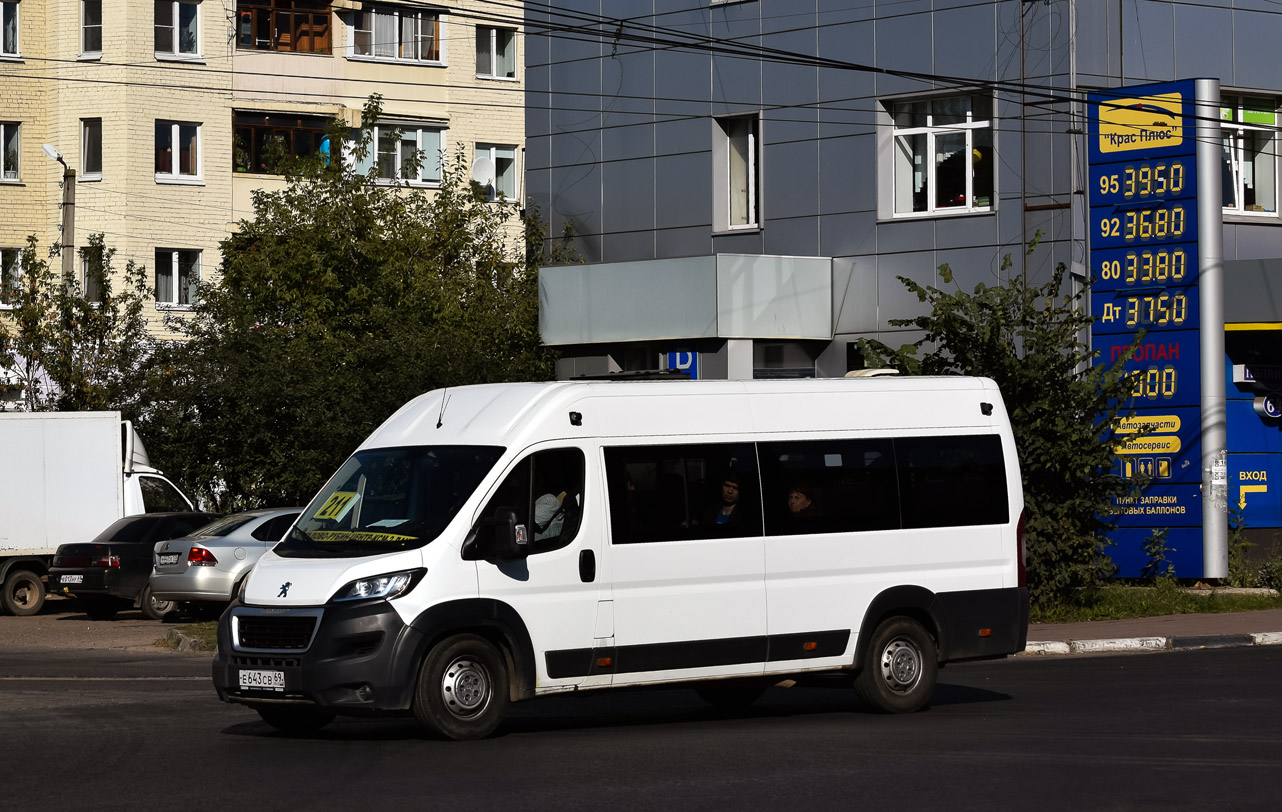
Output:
578 550 596 583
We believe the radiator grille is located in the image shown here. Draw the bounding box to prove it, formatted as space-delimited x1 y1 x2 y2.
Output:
237 616 317 650
231 655 301 668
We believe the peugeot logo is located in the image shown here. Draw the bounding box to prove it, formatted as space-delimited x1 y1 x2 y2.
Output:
277 581 292 598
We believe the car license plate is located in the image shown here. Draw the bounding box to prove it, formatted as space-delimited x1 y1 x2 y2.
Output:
60 574 84 584
158 553 180 566
239 670 285 692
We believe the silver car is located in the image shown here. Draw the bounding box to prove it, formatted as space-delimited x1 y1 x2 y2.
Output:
150 508 301 609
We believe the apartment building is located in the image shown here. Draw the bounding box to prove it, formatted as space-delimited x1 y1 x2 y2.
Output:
0 0 524 326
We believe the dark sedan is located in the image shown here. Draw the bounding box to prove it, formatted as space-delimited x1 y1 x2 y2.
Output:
49 512 218 620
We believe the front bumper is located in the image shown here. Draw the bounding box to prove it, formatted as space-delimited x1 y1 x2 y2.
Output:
212 599 427 716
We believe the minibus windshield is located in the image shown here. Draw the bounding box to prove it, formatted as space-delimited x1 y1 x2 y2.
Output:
276 445 504 558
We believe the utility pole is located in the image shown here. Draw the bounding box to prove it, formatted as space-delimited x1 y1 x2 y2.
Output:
42 144 75 280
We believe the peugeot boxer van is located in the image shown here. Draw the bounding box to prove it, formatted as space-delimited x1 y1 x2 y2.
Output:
212 378 1028 739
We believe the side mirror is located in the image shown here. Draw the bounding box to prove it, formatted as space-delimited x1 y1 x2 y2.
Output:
463 508 529 561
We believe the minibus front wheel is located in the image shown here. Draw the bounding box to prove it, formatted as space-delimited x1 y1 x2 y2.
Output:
854 616 938 714
413 634 510 740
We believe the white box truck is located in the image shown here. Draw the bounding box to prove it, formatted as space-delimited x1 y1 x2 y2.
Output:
0 411 194 615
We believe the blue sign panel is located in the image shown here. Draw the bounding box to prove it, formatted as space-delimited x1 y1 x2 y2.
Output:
1092 241 1200 294
1108 482 1202 529
1111 405 1202 484
1094 329 1201 409
1228 454 1282 529
1226 397 1282 455
1090 201 1199 252
1087 81 1199 164
666 349 698 379
1089 80 1203 574
1108 527 1205 578
1091 285 1199 337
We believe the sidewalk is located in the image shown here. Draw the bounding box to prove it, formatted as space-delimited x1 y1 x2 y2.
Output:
1023 607 1282 655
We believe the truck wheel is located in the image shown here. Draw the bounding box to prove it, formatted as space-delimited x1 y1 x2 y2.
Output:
139 585 175 621
855 616 938 714
83 600 119 621
255 707 335 736
2 570 45 616
413 634 509 740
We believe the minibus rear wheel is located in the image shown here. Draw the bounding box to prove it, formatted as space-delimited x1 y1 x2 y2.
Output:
855 616 937 714
413 634 510 740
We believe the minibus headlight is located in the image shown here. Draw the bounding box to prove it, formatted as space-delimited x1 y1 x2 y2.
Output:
330 569 426 603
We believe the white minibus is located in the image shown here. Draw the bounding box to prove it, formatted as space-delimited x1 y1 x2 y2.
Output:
212 377 1028 739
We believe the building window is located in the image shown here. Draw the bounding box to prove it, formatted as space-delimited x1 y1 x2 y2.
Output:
82 118 102 179
1 247 20 307
155 0 200 58
234 111 331 174
236 0 331 54
474 143 516 200
1222 96 1277 216
82 0 102 55
890 94 994 215
2 1 19 57
155 120 201 182
154 249 199 306
714 116 759 230
1 121 17 181
476 26 515 79
82 255 102 303
352 6 440 62
352 124 443 184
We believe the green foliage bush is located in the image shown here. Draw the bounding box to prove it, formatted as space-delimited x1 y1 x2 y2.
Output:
1 233 153 412
858 236 1146 607
134 97 569 510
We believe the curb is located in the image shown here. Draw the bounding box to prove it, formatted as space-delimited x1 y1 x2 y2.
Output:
164 628 212 652
1019 632 1282 656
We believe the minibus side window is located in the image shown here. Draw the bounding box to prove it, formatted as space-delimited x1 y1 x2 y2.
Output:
604 443 762 543
895 435 1008 529
478 448 586 553
758 438 900 536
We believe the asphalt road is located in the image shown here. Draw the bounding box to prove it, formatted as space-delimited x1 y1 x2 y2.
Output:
3 612 1281 811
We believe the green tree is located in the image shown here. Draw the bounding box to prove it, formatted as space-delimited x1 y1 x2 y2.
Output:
138 98 566 511
857 241 1143 606
0 233 153 412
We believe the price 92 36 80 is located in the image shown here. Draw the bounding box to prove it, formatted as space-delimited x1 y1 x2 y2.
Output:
1099 206 1186 244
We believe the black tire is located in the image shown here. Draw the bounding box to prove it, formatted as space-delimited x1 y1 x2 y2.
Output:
82 599 119 621
695 680 768 710
854 616 938 714
1 569 45 616
255 707 335 736
139 584 175 621
413 634 510 740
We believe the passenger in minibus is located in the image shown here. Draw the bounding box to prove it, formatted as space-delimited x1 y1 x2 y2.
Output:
786 482 819 519
704 472 746 531
533 490 566 540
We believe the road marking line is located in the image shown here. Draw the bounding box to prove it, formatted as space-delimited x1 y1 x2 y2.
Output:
0 676 209 681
